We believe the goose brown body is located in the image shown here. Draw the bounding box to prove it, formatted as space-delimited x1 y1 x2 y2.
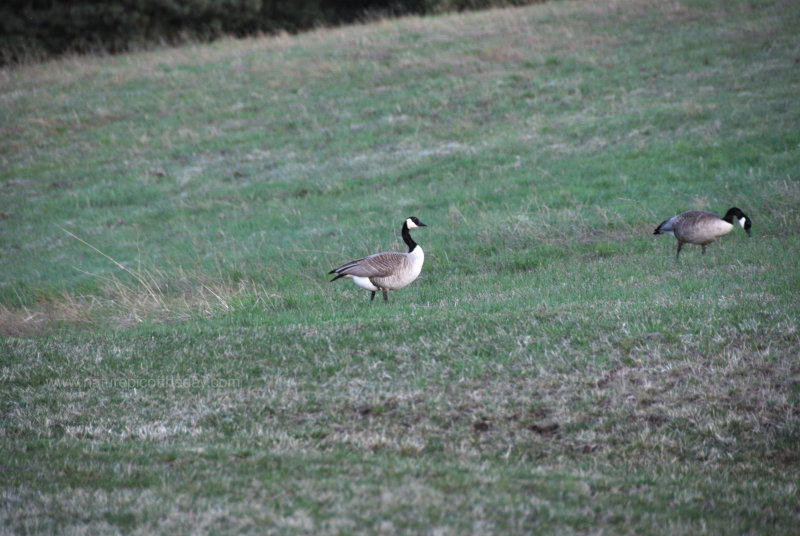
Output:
329 217 427 302
654 207 751 260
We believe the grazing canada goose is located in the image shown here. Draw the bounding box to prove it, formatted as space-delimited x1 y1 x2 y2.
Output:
654 207 752 260
329 216 427 302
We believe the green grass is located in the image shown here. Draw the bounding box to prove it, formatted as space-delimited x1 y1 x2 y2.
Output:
2 0 800 533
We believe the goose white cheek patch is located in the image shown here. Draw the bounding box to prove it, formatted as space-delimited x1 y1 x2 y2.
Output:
406 218 418 229
738 217 746 228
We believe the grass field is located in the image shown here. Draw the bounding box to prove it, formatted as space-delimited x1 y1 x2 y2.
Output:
2 0 800 533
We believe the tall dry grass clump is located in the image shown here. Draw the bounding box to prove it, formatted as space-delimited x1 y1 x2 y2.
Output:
0 228 279 336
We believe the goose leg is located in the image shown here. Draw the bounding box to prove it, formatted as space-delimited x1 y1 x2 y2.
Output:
701 244 708 255
370 291 376 302
382 289 389 302
676 242 684 261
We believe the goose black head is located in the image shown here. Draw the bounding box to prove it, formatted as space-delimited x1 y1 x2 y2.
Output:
724 207 752 237
405 216 427 229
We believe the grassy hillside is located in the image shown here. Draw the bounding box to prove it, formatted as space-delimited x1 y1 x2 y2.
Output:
2 0 799 533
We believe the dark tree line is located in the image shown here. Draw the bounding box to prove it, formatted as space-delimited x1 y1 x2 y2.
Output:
1 0 536 64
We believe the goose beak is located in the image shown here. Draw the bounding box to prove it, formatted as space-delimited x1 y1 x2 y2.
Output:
418 221 427 227
745 227 751 237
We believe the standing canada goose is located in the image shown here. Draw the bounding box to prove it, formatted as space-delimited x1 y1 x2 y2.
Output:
329 216 427 302
654 207 752 260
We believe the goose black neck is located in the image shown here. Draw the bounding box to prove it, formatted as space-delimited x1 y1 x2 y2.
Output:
401 224 417 252
722 207 744 224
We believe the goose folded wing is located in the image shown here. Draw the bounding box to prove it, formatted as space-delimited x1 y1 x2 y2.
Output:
337 252 407 278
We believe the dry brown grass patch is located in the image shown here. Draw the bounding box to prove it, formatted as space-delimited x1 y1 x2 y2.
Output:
0 230 281 336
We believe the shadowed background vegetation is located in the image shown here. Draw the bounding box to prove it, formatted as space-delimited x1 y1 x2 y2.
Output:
2 0 799 533
1 0 536 63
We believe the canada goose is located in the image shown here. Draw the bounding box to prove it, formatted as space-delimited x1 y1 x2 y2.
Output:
329 216 427 302
654 207 752 260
